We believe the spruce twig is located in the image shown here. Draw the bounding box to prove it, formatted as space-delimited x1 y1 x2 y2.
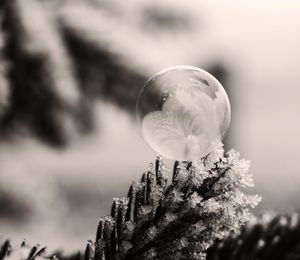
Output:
92 145 260 260
0 146 260 260
207 213 300 260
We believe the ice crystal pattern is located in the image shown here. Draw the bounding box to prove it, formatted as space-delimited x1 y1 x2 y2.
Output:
136 66 231 161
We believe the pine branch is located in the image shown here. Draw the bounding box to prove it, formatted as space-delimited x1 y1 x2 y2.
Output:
0 239 86 260
91 145 260 260
207 213 300 260
0 0 83 145
0 145 260 259
0 240 48 260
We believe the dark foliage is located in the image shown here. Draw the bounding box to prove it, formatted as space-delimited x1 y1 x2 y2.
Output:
207 214 300 260
0 0 147 146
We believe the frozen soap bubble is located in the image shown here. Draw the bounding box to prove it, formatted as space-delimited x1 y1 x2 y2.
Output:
136 65 231 161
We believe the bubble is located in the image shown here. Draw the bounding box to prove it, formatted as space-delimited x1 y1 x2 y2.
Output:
136 65 231 161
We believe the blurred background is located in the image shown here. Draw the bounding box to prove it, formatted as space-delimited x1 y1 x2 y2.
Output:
0 0 300 253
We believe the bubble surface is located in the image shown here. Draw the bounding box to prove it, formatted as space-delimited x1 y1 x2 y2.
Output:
136 65 231 161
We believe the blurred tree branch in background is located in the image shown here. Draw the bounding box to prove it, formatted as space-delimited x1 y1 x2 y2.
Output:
0 0 146 146
0 0 229 146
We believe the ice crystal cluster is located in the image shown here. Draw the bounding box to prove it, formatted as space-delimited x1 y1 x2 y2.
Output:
90 145 260 260
0 145 260 260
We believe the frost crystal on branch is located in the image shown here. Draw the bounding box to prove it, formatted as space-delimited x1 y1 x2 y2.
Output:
91 144 261 260
0 145 260 260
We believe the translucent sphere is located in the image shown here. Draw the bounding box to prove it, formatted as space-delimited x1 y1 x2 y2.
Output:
136 65 231 161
